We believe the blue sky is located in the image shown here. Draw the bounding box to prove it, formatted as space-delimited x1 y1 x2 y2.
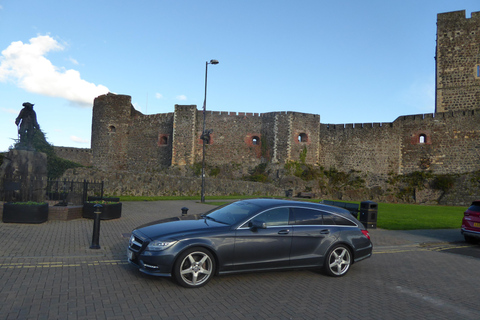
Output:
0 0 478 152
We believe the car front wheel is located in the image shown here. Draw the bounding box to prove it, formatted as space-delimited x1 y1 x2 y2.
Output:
173 247 215 288
324 244 352 277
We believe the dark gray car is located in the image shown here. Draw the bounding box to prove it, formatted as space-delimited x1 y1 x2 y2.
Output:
127 199 373 288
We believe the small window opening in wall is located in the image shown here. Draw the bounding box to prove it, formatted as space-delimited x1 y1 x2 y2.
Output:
160 136 168 145
252 136 260 145
419 134 426 144
298 133 308 143
109 126 116 133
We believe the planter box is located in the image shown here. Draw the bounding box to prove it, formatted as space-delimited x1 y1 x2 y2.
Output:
83 202 122 220
2 202 49 224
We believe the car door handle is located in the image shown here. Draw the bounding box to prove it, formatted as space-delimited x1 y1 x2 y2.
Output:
320 229 330 235
278 229 290 234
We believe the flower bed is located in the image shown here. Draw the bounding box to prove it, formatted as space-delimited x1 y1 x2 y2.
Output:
2 202 49 224
83 201 122 220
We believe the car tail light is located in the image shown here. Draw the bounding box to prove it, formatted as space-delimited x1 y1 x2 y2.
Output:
361 230 371 240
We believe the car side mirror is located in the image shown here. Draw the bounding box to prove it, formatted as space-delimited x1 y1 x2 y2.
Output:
249 220 267 230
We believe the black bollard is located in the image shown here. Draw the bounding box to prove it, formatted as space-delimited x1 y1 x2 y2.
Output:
181 207 189 216
90 204 102 249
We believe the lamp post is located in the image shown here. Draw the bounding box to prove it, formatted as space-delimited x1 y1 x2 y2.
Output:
201 59 219 203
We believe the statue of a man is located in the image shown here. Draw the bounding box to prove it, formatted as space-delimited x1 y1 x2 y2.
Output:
15 102 40 147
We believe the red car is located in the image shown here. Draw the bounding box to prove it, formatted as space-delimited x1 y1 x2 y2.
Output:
461 200 480 243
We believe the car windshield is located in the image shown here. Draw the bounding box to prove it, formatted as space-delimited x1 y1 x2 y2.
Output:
206 201 261 225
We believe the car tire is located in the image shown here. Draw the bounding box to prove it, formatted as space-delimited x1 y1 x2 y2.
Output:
324 244 352 277
173 247 215 288
464 235 477 244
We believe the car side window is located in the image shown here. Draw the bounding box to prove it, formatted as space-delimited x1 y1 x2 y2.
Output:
292 208 323 225
332 214 356 226
252 208 290 227
322 212 335 225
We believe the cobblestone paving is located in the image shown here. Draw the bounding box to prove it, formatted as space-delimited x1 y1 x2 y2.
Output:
1 201 479 320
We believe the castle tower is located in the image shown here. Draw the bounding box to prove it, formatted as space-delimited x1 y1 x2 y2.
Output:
91 93 135 170
436 10 480 113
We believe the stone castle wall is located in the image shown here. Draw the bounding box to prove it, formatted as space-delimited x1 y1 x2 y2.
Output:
82 93 480 177
87 96 323 172
398 110 480 174
53 147 92 167
319 122 401 175
436 10 480 113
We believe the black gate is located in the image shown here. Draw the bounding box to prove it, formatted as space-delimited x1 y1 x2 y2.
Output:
46 180 104 205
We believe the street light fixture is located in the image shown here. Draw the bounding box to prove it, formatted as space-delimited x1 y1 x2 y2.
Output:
201 59 219 203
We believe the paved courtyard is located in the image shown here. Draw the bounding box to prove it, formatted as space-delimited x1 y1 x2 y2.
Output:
1 201 479 320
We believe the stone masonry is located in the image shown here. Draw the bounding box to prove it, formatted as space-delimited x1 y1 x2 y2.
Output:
436 10 480 113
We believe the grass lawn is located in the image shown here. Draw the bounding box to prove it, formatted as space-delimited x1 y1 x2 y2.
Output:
118 195 466 230
377 202 464 230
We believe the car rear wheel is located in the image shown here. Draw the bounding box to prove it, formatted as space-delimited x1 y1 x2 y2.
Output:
173 247 215 288
324 244 352 277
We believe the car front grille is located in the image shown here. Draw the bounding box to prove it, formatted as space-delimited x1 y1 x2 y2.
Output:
129 234 145 252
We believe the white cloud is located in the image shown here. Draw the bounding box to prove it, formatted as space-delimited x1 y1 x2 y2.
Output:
176 95 187 101
0 35 109 107
69 57 79 65
1 107 19 114
70 135 89 143
155 93 163 99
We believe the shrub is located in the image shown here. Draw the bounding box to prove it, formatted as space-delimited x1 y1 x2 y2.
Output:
209 167 221 177
14 129 82 179
245 163 270 183
432 174 455 192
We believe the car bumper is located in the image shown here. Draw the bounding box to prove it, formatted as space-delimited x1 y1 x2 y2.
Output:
127 248 174 277
353 243 373 263
461 228 480 239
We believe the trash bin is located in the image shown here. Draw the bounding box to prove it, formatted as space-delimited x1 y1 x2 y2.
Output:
359 201 377 229
285 189 293 198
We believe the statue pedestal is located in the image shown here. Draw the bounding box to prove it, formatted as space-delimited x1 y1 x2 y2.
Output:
0 149 48 202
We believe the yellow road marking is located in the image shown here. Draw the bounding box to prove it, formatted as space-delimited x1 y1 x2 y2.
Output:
374 242 473 254
0 260 127 269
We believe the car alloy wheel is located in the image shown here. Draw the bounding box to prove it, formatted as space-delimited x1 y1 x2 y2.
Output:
174 248 215 288
325 244 351 277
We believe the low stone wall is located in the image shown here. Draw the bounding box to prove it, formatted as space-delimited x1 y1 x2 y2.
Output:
61 167 284 197
58 166 480 206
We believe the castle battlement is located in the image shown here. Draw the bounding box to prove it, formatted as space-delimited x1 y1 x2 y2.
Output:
438 10 480 22
54 147 92 153
322 122 393 130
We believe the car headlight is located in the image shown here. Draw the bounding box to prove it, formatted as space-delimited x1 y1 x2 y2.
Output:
146 240 177 251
